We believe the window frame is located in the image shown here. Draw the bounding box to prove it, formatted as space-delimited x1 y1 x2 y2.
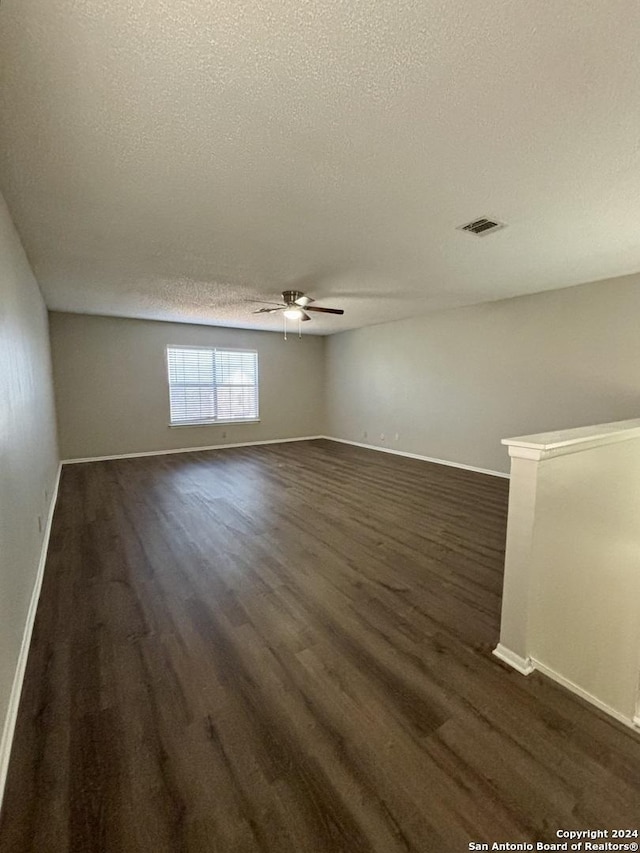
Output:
165 344 260 428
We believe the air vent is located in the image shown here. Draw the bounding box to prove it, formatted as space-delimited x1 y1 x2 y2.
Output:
458 217 506 236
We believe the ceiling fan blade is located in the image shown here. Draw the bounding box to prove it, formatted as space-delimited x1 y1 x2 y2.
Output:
300 312 311 321
253 306 284 314
305 305 344 315
244 299 285 306
295 295 314 307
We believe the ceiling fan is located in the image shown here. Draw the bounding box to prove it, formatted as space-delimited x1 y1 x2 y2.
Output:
252 290 344 322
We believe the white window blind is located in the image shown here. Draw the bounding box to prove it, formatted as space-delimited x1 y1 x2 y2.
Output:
166 346 259 426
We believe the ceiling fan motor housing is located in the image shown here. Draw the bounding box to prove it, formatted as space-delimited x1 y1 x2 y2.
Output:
282 290 303 305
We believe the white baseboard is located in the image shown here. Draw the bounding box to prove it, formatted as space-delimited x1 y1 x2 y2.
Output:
63 435 509 481
492 643 535 675
320 436 509 479
493 644 640 734
62 435 325 464
531 658 640 734
0 462 62 813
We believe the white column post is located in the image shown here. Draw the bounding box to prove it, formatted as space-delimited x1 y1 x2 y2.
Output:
493 449 540 674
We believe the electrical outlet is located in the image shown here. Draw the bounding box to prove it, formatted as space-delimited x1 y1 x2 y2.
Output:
37 515 43 534
380 433 385 441
362 430 368 439
222 430 227 439
44 489 49 502
394 432 400 441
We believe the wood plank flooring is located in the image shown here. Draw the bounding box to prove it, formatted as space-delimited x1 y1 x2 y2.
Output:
1 439 639 852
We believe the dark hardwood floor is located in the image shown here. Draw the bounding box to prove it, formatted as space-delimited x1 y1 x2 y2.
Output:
1 439 639 852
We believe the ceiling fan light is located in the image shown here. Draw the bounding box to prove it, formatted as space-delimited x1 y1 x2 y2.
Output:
283 307 304 320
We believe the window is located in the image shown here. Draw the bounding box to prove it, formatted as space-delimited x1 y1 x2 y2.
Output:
166 346 259 426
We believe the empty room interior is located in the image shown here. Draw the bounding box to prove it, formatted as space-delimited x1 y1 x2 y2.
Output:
2 1 640 851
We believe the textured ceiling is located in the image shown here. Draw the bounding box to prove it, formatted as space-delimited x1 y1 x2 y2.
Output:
2 1 640 335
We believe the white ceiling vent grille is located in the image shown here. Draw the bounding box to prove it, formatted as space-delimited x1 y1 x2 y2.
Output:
458 217 506 236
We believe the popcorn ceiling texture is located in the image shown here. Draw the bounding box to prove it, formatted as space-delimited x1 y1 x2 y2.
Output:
1 0 640 334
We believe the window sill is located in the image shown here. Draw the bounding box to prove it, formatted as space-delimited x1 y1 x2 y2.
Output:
168 419 261 428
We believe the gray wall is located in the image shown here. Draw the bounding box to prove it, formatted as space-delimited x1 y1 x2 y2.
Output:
50 313 326 459
0 195 59 759
326 273 640 474
49 273 640 471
